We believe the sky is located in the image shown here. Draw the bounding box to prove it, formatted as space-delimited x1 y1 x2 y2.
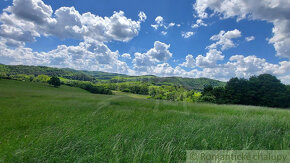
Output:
0 0 289 83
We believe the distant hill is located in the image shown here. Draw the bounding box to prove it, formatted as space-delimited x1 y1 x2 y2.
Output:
0 64 127 81
0 64 225 90
110 76 225 90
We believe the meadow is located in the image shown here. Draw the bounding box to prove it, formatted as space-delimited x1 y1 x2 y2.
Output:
0 79 289 162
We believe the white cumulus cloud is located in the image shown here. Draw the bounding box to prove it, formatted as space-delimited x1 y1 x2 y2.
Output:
180 54 195 68
0 0 147 75
207 29 242 50
133 41 172 73
0 0 146 46
193 0 290 59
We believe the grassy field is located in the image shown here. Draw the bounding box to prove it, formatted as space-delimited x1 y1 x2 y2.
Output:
112 91 149 99
0 79 289 162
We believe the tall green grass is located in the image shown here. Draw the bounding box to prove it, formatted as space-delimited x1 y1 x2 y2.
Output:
0 79 289 162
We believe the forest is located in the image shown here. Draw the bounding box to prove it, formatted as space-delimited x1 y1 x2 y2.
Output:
200 74 290 108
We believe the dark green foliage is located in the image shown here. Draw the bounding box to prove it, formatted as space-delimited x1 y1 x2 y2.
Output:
48 76 61 87
201 85 214 96
64 73 93 81
211 87 227 104
198 95 216 103
64 80 112 95
119 83 149 95
199 86 216 103
98 82 150 95
225 78 250 104
247 74 289 108
202 74 290 108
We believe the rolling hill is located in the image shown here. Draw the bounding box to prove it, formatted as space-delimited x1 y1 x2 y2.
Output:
0 64 225 90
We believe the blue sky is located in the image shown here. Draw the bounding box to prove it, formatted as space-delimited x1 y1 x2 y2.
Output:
0 0 289 83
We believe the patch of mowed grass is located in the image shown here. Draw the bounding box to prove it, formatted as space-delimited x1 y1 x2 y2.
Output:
0 79 289 162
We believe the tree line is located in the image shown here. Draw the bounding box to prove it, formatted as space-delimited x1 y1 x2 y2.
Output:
200 74 290 108
0 74 112 95
1 72 289 108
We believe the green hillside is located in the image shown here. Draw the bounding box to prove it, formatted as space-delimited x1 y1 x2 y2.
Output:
0 80 289 162
0 64 225 90
0 64 127 81
112 76 225 90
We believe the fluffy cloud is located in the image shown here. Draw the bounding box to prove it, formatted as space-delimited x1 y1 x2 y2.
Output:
6 0 53 25
0 12 40 43
225 55 290 79
0 0 146 74
153 63 187 77
132 52 155 72
136 29 288 83
196 49 224 68
0 0 146 46
180 54 195 68
50 9 143 42
245 36 255 42
181 31 194 38
45 7 83 40
134 39 289 83
0 39 131 74
177 27 289 83
207 29 242 50
180 30 237 69
147 41 172 62
133 41 172 72
178 54 290 83
193 0 290 59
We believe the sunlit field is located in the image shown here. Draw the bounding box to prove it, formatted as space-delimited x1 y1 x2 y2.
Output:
0 79 289 162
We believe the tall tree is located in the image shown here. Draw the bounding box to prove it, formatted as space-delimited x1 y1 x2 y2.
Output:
48 76 61 87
